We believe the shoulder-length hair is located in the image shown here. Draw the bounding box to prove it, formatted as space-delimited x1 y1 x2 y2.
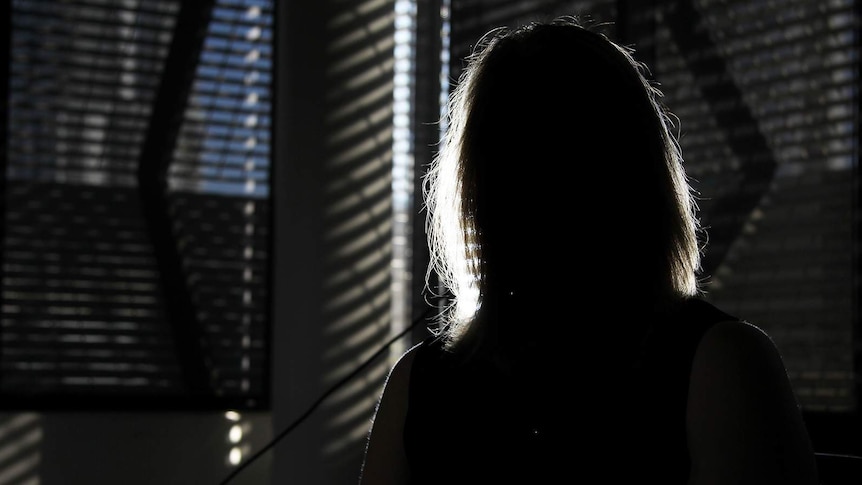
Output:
423 16 703 357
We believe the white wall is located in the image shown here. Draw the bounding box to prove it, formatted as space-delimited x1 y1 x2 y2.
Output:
271 1 400 484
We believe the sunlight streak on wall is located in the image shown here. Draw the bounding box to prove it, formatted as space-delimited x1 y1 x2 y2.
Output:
391 0 417 359
0 414 42 485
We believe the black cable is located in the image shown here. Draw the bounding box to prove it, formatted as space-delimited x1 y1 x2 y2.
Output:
216 307 433 485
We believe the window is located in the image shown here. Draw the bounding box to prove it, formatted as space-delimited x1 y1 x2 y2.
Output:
2 0 273 410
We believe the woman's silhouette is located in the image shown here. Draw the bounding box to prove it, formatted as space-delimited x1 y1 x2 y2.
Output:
360 15 819 485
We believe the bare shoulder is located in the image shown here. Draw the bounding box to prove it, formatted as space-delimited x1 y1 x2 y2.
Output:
686 319 818 485
358 340 425 485
693 319 785 377
385 340 423 391
375 339 424 411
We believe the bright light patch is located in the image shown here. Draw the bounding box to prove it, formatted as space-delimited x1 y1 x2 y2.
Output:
229 424 243 443
228 446 242 466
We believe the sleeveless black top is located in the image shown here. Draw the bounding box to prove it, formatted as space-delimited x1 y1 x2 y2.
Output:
403 298 737 484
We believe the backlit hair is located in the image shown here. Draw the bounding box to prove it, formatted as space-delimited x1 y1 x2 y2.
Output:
423 15 703 355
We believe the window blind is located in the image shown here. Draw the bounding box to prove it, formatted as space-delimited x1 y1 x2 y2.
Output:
649 0 858 413
3 0 272 410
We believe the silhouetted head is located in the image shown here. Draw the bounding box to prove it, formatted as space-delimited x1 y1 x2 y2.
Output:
424 16 702 355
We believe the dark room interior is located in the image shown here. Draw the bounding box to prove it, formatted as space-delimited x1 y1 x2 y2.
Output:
2 0 862 484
